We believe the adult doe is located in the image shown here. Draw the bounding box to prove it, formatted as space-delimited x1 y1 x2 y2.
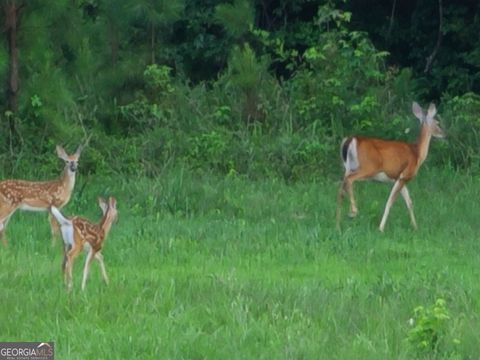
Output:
336 102 445 232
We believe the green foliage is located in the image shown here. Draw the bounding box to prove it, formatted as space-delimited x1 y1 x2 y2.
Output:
0 0 478 179
0 45 8 87
214 0 254 39
130 0 184 25
316 1 351 31
144 64 175 94
212 105 232 125
437 93 480 171
284 5 398 142
407 299 460 355
187 130 233 172
224 44 267 92
86 134 142 175
218 43 275 123
342 1 480 99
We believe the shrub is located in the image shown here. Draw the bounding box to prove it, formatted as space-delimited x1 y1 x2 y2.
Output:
437 93 480 172
407 298 460 356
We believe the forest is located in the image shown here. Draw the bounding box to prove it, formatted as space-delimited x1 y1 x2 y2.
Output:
2 1 480 359
1 0 479 178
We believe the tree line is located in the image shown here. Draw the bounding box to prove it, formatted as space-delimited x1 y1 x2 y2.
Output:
1 0 479 178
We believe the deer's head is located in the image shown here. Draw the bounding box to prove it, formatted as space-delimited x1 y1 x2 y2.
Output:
412 102 446 139
56 135 90 174
98 197 118 225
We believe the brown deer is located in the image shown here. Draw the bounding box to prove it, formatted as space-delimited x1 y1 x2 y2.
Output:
50 197 118 291
336 102 446 232
0 143 87 245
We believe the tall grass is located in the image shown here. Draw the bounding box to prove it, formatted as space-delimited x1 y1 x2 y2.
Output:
1 167 479 359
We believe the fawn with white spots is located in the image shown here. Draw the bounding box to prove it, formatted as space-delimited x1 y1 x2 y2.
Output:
0 143 87 245
50 197 118 291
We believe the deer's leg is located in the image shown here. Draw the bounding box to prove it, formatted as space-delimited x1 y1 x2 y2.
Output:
81 248 96 291
400 185 418 230
0 209 15 247
344 176 358 218
65 243 82 291
0 221 6 247
49 213 61 245
95 252 109 285
62 243 71 273
59 223 74 275
336 179 348 229
344 170 377 218
0 215 9 246
379 179 405 232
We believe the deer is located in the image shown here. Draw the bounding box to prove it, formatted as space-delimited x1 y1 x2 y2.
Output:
0 141 88 246
50 197 118 291
336 102 446 232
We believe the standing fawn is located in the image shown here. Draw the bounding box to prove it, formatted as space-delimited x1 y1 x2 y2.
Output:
50 197 118 291
0 143 87 245
336 102 446 232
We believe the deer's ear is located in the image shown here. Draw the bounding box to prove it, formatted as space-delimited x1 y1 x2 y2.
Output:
75 134 91 158
109 197 117 209
98 197 108 215
56 146 69 161
412 102 425 122
74 145 83 158
426 103 437 122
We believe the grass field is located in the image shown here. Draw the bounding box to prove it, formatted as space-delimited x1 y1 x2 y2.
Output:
1 167 479 359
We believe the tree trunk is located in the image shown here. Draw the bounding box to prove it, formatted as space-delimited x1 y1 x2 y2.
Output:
151 23 156 64
424 0 443 73
5 1 19 113
386 0 397 42
108 21 119 66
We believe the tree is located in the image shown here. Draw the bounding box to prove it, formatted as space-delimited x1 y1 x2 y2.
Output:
129 0 184 64
3 0 21 113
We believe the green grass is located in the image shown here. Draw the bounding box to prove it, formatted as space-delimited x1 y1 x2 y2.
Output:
1 167 480 359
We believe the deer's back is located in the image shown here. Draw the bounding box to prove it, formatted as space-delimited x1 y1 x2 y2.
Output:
355 136 418 180
0 178 71 208
72 217 104 250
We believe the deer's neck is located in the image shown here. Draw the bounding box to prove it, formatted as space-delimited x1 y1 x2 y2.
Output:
415 124 432 166
99 214 114 237
62 167 76 192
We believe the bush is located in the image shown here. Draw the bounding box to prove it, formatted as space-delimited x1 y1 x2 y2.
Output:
437 93 480 172
407 298 460 356
4 2 477 181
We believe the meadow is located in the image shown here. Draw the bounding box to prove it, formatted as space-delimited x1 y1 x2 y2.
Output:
1 167 479 359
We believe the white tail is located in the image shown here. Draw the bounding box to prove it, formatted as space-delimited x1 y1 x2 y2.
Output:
0 139 89 246
51 197 118 291
336 102 446 232
50 206 71 227
50 206 75 251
